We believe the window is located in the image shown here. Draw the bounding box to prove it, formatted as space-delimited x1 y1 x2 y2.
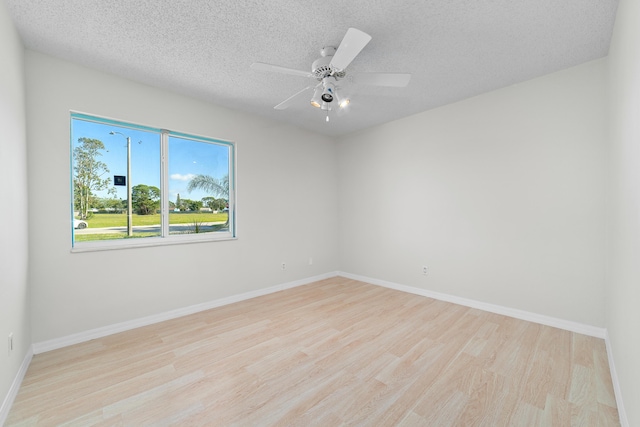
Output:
71 113 236 250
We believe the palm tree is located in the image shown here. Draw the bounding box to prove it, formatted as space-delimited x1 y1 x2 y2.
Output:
187 174 229 198
187 174 230 226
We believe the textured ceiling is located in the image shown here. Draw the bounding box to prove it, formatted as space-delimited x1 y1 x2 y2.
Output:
5 0 619 137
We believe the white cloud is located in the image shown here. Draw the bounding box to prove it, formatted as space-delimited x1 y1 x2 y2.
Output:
170 173 196 181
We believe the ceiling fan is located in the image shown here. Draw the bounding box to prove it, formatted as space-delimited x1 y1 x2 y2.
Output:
251 28 411 121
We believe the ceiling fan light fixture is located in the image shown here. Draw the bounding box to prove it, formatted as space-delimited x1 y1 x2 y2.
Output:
321 79 336 103
310 87 322 108
336 92 350 108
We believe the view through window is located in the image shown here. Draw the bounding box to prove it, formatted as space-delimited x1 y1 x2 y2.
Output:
71 113 235 249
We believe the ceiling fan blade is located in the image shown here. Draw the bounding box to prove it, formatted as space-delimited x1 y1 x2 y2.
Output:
352 72 412 87
274 86 315 110
251 62 314 79
330 28 372 72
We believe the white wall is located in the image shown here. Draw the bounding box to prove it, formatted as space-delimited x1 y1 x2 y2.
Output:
0 0 31 418
607 0 640 423
25 51 339 343
338 60 607 327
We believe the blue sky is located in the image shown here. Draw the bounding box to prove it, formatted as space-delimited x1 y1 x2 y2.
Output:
72 118 229 204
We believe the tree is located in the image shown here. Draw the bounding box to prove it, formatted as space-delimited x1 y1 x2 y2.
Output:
94 196 123 213
176 198 202 211
176 193 182 211
188 174 230 225
201 197 214 210
131 184 160 215
73 138 112 220
187 174 229 199
202 196 227 211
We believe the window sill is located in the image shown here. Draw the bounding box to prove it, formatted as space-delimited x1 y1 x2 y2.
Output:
71 234 237 253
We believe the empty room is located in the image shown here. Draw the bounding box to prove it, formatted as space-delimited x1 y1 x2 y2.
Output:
1 0 638 425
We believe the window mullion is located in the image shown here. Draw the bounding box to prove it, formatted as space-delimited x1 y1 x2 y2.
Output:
160 130 170 237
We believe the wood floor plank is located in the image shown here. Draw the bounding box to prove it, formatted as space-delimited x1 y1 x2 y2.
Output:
541 394 572 426
6 278 620 426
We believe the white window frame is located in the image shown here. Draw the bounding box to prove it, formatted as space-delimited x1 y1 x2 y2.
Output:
70 112 236 252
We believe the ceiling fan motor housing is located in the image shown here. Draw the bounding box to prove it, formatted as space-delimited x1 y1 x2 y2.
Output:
312 50 346 80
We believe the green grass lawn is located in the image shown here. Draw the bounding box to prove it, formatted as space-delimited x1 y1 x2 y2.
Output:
80 212 228 228
74 212 229 242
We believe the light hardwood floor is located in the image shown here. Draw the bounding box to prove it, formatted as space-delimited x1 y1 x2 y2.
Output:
7 277 619 426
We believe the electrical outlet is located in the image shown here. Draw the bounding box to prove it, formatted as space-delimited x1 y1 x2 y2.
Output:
281 262 286 270
422 266 429 275
8 333 13 355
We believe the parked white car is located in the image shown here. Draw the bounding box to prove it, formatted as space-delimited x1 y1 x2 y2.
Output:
74 218 88 229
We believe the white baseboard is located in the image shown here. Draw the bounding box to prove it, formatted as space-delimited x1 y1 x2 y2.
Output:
604 330 628 427
31 270 606 354
33 271 339 354
0 346 33 426
337 271 607 338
